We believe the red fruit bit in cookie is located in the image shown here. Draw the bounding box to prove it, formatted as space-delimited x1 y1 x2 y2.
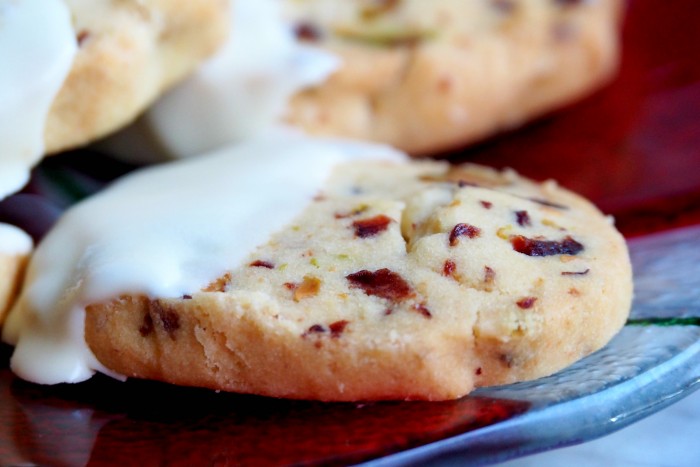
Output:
139 313 154 337
346 268 414 302
352 215 392 238
302 324 327 343
443 259 457 277
308 324 326 333
294 22 322 41
77 30 91 46
146 301 181 339
516 297 537 309
480 200 493 209
484 266 496 284
249 260 274 269
329 320 350 338
515 210 532 227
511 235 584 256
412 303 433 319
449 223 481 246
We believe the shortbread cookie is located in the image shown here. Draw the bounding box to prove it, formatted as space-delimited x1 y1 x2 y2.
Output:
284 0 624 155
3 140 632 401
45 0 230 154
0 224 32 325
0 0 229 202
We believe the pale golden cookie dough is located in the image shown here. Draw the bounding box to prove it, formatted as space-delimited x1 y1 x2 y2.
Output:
284 0 624 155
44 0 230 154
0 252 28 326
85 160 632 401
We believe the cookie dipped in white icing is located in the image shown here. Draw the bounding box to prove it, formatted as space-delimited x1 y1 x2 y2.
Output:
103 0 339 162
2 135 405 384
0 0 76 200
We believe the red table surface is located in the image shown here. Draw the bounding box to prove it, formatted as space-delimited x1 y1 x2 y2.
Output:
1 1 699 466
456 0 700 237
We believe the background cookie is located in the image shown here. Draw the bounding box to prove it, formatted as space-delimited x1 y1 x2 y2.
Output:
44 0 230 155
82 159 632 401
284 0 624 155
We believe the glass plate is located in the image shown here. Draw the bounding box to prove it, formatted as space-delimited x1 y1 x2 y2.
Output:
0 226 698 466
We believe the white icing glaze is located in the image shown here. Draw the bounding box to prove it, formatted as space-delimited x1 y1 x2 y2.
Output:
0 223 32 255
104 0 339 162
0 0 76 200
2 136 406 384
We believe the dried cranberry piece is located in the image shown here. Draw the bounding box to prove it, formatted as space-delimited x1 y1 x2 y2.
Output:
449 223 481 246
346 268 414 302
294 22 322 41
515 210 532 227
329 320 349 338
443 260 457 277
77 29 91 46
412 303 433 319
511 235 584 257
139 313 154 337
484 266 496 284
352 215 392 238
307 324 326 334
516 297 537 309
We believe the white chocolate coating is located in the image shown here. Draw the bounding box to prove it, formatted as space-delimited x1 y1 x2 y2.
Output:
0 0 76 199
2 136 405 384
0 223 32 255
104 0 339 162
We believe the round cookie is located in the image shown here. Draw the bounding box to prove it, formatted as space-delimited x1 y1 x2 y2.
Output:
44 0 230 154
3 139 631 400
283 0 624 155
81 160 631 400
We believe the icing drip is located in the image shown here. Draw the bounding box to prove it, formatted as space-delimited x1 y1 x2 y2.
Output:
0 0 76 199
2 135 405 384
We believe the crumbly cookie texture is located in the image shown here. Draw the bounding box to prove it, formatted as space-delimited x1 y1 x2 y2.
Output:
44 0 230 154
284 0 623 155
0 253 28 326
85 160 632 401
